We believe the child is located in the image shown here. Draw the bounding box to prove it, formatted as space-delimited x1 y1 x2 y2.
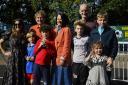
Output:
85 41 110 85
25 31 37 85
72 20 89 85
32 25 56 85
89 11 118 82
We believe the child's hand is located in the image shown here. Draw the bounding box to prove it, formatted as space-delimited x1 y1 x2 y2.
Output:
41 38 46 45
30 57 34 61
30 79 33 84
89 51 94 58
107 57 113 65
38 38 46 48
26 56 30 61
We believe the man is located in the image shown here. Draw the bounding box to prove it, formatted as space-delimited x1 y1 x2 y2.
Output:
79 3 96 35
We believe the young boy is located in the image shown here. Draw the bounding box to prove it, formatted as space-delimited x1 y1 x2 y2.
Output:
32 25 56 85
25 31 37 85
89 11 118 84
72 20 90 85
30 10 46 38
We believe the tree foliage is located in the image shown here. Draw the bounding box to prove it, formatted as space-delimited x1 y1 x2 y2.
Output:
0 0 128 25
98 0 128 25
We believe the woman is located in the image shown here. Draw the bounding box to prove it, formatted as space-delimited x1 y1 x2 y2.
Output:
0 19 26 85
52 12 72 85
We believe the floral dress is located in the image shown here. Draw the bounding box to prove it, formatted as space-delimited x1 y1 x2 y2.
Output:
85 55 109 85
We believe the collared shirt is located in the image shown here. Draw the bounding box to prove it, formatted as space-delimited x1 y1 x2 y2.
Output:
98 26 104 35
30 25 42 38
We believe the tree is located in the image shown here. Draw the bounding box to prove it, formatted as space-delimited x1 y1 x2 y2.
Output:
97 0 128 25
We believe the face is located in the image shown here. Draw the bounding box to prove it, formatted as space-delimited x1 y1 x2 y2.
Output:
57 15 62 26
79 5 89 19
75 25 84 36
97 17 107 26
14 20 21 31
28 37 35 43
41 31 50 38
35 14 44 25
93 46 103 55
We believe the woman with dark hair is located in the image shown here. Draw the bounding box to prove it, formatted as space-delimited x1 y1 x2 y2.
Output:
52 12 72 85
0 19 27 85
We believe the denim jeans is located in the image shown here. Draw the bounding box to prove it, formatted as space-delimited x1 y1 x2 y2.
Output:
52 66 72 85
32 64 50 85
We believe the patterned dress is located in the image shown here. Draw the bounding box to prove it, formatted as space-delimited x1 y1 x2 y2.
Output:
85 55 109 85
2 34 26 85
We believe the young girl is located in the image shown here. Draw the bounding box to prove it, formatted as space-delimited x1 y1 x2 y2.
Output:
72 20 89 85
85 41 110 85
25 31 37 85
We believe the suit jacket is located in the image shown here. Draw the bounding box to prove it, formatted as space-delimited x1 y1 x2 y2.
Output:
55 27 72 66
89 26 118 59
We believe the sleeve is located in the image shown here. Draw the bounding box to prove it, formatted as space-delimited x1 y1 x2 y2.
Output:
110 31 118 60
34 39 41 55
83 55 92 68
87 35 93 57
46 40 56 57
86 37 90 55
71 37 74 52
29 26 33 30
61 27 71 59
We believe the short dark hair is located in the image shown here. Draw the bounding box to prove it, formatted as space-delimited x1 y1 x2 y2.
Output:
40 25 51 32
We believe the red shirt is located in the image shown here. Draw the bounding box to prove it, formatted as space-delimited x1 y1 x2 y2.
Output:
34 37 56 65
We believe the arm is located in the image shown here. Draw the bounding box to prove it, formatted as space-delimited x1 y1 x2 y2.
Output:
0 38 12 57
61 27 71 61
34 39 41 55
0 39 6 55
83 53 92 68
109 31 118 60
86 34 93 57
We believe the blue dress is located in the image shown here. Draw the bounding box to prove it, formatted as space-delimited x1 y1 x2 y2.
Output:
26 43 35 74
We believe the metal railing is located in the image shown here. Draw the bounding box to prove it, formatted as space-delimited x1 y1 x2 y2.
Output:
118 42 128 55
112 42 128 82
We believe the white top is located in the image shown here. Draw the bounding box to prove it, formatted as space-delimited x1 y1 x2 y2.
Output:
73 36 89 63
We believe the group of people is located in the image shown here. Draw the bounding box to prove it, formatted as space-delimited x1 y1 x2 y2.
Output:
0 3 118 85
